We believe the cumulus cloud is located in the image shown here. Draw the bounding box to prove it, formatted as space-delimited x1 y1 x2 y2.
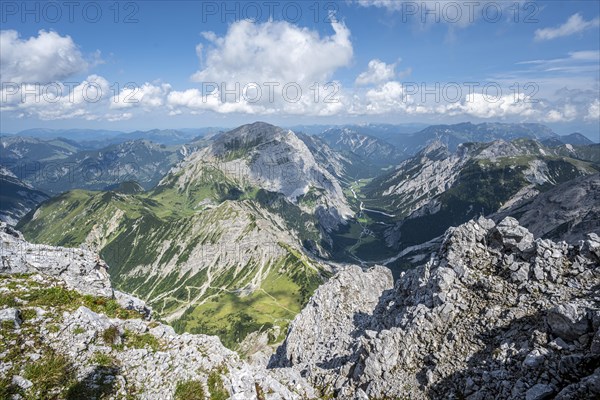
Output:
362 81 407 113
534 14 600 41
544 104 578 122
167 88 262 114
444 92 537 119
585 99 600 121
111 83 172 109
355 60 396 86
2 75 111 120
0 30 89 84
189 18 352 113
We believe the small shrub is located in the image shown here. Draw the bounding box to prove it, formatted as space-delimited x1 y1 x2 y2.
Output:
0 377 19 398
20 308 37 322
0 294 18 308
175 380 205 400
102 326 120 345
1 320 15 331
83 295 141 319
26 287 78 307
255 383 266 400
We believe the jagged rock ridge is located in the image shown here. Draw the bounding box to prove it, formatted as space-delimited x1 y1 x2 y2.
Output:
272 217 600 399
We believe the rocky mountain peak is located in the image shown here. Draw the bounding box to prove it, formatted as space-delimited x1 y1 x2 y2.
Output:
212 121 286 153
169 122 354 226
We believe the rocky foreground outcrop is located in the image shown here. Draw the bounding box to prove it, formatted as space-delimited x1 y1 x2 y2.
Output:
0 222 315 399
2 217 599 399
0 222 150 318
271 217 600 399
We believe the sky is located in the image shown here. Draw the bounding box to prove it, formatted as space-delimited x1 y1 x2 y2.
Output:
0 0 599 138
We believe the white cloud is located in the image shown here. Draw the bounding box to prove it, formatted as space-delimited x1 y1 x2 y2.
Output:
518 50 600 67
356 0 522 28
444 92 537 119
356 0 403 11
167 88 262 114
190 18 352 114
544 104 578 122
534 14 600 41
192 19 352 85
363 81 407 113
355 59 396 86
105 112 133 122
0 30 89 84
111 83 172 109
2 75 111 121
585 99 600 121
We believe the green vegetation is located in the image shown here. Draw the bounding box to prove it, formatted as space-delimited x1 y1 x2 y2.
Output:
0 293 18 307
172 250 324 349
175 380 206 400
0 275 138 399
0 377 20 399
221 135 264 161
122 330 163 351
207 367 229 400
17 161 327 349
13 285 142 319
65 365 121 399
91 351 117 367
24 352 75 396
102 326 120 345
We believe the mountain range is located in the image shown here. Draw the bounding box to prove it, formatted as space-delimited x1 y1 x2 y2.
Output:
0 122 600 398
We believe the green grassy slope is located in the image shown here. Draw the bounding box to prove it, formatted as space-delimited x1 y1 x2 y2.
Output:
18 168 328 350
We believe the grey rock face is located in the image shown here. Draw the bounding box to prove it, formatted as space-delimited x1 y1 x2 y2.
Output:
114 290 152 319
0 221 112 298
525 383 555 400
0 221 152 317
0 273 316 399
274 217 600 399
0 308 22 329
49 306 315 399
3 213 599 399
272 265 393 389
547 303 591 341
494 173 600 242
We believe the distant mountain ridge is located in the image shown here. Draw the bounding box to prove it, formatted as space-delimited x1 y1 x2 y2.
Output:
340 137 600 268
0 168 49 225
11 127 222 147
318 127 403 167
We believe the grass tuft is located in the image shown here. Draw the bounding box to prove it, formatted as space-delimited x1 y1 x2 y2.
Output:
175 380 206 400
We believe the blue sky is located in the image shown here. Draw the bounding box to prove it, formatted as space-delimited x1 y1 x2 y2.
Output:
1 0 599 138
